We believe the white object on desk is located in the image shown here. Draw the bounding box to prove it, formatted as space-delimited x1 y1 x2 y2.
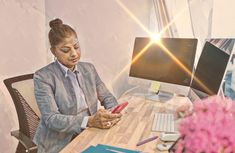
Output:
152 113 175 132
160 132 180 142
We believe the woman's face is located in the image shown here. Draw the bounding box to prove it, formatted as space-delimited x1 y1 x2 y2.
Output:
52 34 80 70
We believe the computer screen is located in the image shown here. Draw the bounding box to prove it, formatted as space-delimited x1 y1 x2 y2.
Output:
129 37 198 91
191 41 230 97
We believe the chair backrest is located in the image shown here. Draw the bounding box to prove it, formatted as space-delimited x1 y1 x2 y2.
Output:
4 74 40 140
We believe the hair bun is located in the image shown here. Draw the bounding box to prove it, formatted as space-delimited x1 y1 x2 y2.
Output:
49 18 63 28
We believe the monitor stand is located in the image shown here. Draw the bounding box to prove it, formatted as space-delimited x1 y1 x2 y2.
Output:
146 90 174 102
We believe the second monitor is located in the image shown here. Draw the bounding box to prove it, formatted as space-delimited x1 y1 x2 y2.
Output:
190 41 230 99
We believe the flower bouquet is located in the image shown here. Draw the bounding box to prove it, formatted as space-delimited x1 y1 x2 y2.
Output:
173 96 235 153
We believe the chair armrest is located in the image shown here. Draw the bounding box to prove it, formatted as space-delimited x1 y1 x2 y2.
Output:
11 130 37 152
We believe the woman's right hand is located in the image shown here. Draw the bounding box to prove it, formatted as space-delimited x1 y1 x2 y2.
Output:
87 109 122 129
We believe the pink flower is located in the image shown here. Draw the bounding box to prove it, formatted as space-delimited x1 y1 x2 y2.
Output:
175 96 235 153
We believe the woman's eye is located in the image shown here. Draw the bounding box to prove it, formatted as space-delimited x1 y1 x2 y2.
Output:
60 48 70 53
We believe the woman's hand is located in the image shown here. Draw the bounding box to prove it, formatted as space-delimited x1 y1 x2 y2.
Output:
87 109 122 129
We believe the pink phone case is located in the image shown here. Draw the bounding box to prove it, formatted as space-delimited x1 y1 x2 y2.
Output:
111 102 129 114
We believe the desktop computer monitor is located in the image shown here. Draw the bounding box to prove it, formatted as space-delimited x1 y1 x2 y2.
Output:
190 41 230 98
129 37 198 96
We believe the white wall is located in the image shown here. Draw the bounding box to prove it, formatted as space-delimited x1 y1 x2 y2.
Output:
0 0 46 152
212 0 235 37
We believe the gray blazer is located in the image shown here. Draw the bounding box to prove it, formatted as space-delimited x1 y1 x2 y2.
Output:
33 61 118 153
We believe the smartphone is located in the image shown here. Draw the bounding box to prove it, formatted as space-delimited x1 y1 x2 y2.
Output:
111 102 129 114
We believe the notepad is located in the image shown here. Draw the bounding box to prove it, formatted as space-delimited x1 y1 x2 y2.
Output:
82 144 140 153
149 81 160 93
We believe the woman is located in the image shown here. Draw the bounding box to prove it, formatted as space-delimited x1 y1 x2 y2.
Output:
33 18 121 153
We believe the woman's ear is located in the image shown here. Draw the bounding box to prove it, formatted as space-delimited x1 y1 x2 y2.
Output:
50 47 56 56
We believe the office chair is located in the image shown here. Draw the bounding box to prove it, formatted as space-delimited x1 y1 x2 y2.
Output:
4 74 41 153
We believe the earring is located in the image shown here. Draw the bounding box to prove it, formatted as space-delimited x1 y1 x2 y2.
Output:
54 56 57 61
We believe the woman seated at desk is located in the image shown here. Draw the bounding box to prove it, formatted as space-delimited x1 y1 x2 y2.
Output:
33 18 122 153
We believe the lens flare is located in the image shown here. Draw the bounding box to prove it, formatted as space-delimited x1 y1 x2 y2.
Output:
113 0 213 95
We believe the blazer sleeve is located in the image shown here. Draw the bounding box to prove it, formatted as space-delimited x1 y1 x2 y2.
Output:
90 64 118 109
34 72 83 134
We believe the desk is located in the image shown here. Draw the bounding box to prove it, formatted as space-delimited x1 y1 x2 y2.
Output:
60 94 191 153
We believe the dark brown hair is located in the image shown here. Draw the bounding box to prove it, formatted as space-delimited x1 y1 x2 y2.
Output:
49 18 77 47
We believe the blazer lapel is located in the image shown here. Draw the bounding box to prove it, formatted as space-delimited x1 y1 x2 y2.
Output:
54 62 78 113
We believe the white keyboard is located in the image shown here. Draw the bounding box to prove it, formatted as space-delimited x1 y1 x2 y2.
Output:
152 113 175 132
